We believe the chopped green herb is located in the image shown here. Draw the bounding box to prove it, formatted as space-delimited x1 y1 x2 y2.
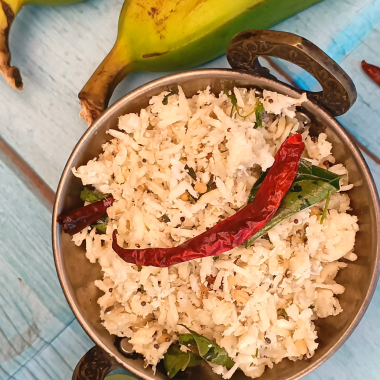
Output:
251 348 259 365
161 214 170 223
254 101 264 127
280 308 289 319
80 187 110 203
224 90 263 122
184 164 197 181
263 234 273 244
320 191 331 224
309 305 315 310
162 89 179 105
206 175 215 191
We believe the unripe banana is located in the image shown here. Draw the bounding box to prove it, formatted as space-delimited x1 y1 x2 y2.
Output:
79 0 322 125
0 0 85 90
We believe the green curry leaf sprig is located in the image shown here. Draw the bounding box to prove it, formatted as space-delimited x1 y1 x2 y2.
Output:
164 325 235 378
244 159 343 247
224 90 264 127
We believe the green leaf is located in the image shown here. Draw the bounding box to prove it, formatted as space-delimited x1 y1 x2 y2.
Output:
254 102 264 127
91 215 108 233
164 344 203 379
224 90 264 123
248 159 343 204
161 214 170 223
244 159 343 247
184 164 197 181
93 222 108 233
206 175 216 192
162 89 179 105
179 334 197 346
224 90 238 117
281 308 288 317
320 191 331 224
247 172 267 204
80 187 110 203
296 159 343 188
179 325 235 369
245 180 337 246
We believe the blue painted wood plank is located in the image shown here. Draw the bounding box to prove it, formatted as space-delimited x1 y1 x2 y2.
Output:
0 158 75 378
12 321 93 380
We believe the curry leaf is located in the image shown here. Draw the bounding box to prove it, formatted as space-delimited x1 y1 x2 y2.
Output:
206 175 216 192
179 325 235 369
162 89 179 105
184 164 197 181
80 187 110 203
280 308 289 320
179 334 197 346
254 102 264 127
93 222 108 233
164 344 203 379
91 215 108 233
296 159 343 188
160 214 170 223
320 191 331 224
244 159 343 247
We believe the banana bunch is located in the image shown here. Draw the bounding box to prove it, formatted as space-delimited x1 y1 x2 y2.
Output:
79 0 322 125
0 0 85 90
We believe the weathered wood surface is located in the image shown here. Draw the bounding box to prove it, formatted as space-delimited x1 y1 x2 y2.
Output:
0 0 379 379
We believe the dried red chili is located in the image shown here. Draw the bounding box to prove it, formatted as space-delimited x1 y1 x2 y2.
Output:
57 196 114 235
112 134 304 267
362 60 380 86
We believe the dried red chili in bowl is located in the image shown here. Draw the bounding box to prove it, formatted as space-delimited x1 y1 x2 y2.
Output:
111 134 305 267
57 196 114 235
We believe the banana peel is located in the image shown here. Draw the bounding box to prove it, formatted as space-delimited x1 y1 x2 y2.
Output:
0 0 85 90
79 0 323 125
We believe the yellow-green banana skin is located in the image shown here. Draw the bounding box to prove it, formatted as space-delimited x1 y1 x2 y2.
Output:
79 0 323 125
0 0 85 90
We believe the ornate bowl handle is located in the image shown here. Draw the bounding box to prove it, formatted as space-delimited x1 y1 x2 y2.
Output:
72 346 122 380
226 30 357 116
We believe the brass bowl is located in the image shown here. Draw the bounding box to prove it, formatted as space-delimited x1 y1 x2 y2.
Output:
52 30 380 380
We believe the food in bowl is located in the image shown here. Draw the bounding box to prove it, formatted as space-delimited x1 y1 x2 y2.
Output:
59 87 358 379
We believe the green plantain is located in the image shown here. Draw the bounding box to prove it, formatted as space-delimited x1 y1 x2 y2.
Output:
0 0 85 90
79 0 323 125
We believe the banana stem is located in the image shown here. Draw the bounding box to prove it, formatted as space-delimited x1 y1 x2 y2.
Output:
0 0 23 89
79 44 133 126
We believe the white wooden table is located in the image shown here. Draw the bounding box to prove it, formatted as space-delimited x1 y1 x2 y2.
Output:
0 0 380 378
